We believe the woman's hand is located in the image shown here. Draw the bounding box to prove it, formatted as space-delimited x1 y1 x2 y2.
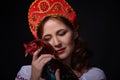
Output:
55 69 60 80
30 47 54 80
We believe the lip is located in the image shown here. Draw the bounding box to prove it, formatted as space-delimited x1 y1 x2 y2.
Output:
56 48 65 54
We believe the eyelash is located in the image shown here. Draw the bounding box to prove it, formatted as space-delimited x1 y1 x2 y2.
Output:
43 31 67 41
43 37 51 41
58 31 67 36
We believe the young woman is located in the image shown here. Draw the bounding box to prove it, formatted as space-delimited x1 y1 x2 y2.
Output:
15 0 106 80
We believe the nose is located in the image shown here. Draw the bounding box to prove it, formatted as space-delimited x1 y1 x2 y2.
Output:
52 36 62 48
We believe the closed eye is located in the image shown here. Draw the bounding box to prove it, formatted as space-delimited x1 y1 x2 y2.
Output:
42 35 51 41
57 29 67 36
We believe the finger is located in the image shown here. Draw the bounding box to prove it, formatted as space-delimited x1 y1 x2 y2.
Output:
35 56 53 69
41 57 52 65
34 54 54 70
55 69 60 80
32 47 42 61
37 54 54 61
37 54 53 63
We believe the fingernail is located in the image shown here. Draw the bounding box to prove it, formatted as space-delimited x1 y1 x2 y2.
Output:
38 47 42 51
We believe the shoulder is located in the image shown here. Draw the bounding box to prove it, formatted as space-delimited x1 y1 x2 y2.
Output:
79 67 106 80
15 65 31 80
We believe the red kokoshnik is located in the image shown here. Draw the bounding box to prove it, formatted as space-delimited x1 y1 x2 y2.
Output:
28 0 77 39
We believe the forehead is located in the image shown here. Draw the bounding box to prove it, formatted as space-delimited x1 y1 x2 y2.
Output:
43 18 70 33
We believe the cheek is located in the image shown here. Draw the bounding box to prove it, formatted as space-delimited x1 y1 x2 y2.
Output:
63 35 75 56
61 33 74 46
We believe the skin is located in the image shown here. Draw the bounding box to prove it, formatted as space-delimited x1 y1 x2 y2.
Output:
42 18 75 62
30 18 77 80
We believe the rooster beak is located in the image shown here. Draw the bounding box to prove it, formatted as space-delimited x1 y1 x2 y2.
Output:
25 53 28 57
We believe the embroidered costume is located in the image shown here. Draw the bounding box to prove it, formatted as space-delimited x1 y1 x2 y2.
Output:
15 65 106 80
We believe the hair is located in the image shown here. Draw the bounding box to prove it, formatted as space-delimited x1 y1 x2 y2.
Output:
37 16 93 72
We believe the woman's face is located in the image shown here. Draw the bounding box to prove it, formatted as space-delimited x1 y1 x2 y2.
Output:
41 18 75 60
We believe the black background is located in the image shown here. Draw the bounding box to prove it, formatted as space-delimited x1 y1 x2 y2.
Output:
0 0 118 80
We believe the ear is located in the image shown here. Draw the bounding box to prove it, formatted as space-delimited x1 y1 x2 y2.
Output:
73 31 79 40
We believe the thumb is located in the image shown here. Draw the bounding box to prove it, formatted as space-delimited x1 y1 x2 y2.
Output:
32 47 42 61
55 69 60 80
